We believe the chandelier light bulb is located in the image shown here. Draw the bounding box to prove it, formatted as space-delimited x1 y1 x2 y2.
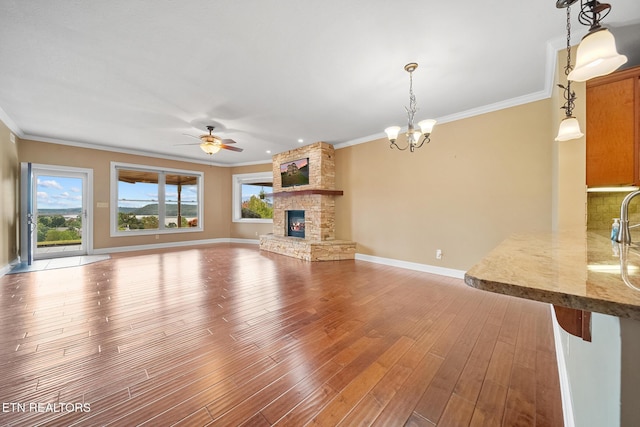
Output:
411 130 422 144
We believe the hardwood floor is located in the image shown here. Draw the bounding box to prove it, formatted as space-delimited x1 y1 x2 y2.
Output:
0 244 563 426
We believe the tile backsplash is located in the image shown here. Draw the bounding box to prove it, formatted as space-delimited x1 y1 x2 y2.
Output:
587 192 640 230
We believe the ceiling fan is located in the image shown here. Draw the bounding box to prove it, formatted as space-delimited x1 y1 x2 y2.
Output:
178 125 244 155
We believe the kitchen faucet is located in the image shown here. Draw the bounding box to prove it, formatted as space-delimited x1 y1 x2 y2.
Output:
616 189 640 244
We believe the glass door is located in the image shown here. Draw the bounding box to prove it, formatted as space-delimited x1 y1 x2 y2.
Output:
20 163 34 265
31 166 92 260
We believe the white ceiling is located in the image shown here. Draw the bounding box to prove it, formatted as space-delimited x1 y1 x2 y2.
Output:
1 1 639 166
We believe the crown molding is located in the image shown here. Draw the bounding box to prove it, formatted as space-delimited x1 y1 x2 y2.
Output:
20 133 237 167
0 106 23 138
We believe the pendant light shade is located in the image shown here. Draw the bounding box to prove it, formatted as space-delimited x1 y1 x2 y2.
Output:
384 126 401 141
568 28 628 82
555 117 584 141
418 119 437 135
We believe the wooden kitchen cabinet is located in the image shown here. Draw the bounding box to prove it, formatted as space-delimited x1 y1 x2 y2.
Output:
586 65 640 187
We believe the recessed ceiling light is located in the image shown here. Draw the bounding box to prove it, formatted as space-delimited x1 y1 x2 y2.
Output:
298 139 304 143
266 150 271 154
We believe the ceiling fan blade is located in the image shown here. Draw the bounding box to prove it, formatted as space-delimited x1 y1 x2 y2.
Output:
221 145 243 152
174 142 202 146
220 138 236 144
181 133 201 141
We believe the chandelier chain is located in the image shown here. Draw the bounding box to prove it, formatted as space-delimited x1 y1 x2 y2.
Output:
405 71 417 131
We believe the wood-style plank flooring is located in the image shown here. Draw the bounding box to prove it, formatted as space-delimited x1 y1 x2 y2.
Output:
0 244 563 426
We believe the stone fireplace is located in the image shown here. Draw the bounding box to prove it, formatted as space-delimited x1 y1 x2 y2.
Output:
259 142 356 261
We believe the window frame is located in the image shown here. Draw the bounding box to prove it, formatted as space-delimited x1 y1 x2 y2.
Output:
110 162 204 237
232 172 274 224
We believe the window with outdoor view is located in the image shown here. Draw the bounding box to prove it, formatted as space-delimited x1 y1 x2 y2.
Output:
111 162 203 236
232 172 273 223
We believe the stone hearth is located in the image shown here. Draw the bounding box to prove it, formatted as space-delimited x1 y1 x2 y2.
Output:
259 142 355 261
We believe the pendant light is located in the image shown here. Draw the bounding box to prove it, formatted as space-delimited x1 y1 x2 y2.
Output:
568 0 627 82
384 63 436 152
556 0 584 141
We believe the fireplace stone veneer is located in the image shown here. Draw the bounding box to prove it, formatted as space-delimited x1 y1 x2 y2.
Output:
259 142 355 261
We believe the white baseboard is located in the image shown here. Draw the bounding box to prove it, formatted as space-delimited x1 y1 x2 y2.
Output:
549 304 575 427
0 263 12 278
92 238 258 255
354 253 466 279
0 257 21 278
229 238 259 245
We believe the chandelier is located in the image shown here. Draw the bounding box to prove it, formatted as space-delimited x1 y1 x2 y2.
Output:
567 0 627 82
555 0 584 141
384 63 436 152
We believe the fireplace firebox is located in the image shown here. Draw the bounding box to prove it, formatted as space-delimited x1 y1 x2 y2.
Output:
287 210 305 238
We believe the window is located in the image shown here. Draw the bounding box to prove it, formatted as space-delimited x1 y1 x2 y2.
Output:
232 172 273 223
111 162 203 236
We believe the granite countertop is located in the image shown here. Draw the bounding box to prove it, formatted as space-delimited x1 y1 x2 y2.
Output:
464 231 640 321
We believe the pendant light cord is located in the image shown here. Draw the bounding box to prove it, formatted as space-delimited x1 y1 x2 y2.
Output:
560 5 577 118
565 6 573 76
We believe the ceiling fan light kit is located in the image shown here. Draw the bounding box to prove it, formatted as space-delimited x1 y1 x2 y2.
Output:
177 125 244 156
200 142 222 155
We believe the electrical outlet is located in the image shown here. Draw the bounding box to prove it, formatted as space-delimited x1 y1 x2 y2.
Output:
436 249 443 259
155 234 159 240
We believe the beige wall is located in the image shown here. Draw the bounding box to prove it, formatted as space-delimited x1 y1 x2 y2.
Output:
18 139 237 250
553 47 587 232
335 99 553 270
0 121 19 266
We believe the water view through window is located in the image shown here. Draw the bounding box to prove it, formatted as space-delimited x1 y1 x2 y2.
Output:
114 165 202 234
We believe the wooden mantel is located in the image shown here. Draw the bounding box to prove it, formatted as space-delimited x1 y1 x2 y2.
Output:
267 189 344 197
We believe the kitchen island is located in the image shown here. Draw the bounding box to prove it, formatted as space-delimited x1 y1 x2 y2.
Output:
464 231 640 321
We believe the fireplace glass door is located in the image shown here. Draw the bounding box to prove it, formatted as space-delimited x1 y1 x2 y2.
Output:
287 210 305 238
